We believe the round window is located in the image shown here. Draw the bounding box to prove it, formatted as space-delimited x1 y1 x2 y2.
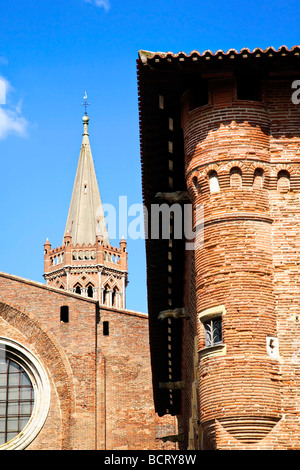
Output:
0 338 50 450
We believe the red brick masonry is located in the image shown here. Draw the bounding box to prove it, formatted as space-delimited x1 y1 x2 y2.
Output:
0 272 176 450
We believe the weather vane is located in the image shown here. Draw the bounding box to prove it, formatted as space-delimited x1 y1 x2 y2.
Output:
82 91 90 115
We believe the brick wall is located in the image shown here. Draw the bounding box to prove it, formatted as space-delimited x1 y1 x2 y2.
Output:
97 305 176 450
0 272 176 450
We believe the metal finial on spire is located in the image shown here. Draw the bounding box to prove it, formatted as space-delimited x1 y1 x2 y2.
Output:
82 91 90 115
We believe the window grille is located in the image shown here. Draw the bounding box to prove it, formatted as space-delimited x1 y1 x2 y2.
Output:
0 357 34 445
0 338 50 450
204 316 222 347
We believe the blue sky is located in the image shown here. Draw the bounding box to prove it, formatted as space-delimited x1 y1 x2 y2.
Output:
0 0 299 313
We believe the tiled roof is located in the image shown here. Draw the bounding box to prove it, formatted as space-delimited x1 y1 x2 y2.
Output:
139 45 300 63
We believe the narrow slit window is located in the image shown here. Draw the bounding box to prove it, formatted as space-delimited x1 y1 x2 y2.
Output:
103 321 109 336
60 306 69 323
158 95 164 109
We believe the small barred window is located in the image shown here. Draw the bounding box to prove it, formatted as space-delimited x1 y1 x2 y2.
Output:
204 316 223 347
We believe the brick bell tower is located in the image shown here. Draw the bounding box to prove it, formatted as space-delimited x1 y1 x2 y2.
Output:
43 105 128 308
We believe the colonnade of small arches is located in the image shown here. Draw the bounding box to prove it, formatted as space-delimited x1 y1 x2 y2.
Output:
208 167 266 192
188 164 293 196
207 167 290 193
72 282 95 298
50 250 96 266
102 283 121 308
103 252 120 263
50 250 121 265
70 280 122 307
71 250 120 263
72 250 96 261
51 252 65 266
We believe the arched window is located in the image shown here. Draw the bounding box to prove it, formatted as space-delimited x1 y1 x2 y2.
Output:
253 168 264 189
230 167 242 188
208 171 220 194
0 357 34 445
112 286 119 307
192 176 198 191
0 338 50 450
103 284 109 306
87 284 94 298
277 170 290 193
74 284 82 295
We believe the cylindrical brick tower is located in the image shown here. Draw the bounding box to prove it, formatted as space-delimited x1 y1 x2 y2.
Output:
182 78 282 449
138 45 300 451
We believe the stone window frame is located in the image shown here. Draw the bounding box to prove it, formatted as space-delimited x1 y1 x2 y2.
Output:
203 316 223 347
0 337 50 450
198 305 226 360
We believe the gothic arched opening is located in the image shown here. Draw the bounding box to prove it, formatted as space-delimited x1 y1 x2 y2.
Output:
74 284 82 295
87 284 94 298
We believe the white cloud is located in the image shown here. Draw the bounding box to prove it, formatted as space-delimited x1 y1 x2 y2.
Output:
84 0 110 11
0 77 28 140
0 76 8 104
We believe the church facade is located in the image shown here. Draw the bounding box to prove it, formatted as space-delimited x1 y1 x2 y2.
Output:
0 111 176 450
